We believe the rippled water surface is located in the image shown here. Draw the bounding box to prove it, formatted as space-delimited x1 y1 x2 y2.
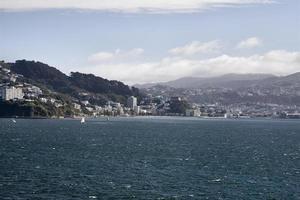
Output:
0 117 299 199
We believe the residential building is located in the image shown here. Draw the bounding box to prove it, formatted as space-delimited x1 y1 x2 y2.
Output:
134 105 140 114
73 103 81 110
40 98 48 103
27 86 42 97
127 96 137 109
0 86 24 101
185 108 201 117
81 100 89 106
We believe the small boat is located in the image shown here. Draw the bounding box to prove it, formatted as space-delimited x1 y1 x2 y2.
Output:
106 117 110 121
80 117 85 124
12 119 17 123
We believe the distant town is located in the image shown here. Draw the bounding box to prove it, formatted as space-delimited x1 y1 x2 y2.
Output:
1 62 300 119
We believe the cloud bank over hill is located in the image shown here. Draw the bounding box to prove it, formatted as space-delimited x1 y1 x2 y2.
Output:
83 38 300 84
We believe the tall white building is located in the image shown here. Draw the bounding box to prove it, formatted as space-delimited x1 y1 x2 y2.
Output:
134 105 140 114
127 96 137 109
0 86 24 101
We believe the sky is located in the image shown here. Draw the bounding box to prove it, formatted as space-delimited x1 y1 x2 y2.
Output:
0 0 299 84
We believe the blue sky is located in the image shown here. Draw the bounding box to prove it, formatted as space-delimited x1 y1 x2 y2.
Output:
0 0 299 84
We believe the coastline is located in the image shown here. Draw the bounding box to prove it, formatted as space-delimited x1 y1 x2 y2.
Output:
0 115 296 121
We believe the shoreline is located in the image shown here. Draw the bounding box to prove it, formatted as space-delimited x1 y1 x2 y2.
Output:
0 115 298 121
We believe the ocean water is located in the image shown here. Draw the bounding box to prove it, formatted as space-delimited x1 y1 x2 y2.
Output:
0 117 299 200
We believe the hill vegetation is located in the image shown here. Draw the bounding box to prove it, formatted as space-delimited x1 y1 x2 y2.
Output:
8 60 141 105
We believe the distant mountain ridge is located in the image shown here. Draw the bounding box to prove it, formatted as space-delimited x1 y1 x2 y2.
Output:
140 72 300 106
135 73 276 89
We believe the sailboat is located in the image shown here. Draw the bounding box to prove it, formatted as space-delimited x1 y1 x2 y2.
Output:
80 117 85 124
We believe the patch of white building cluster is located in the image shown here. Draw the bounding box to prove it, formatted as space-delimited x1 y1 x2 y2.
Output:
0 65 42 101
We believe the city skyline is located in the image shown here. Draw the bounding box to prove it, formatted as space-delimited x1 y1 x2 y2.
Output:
1 0 299 84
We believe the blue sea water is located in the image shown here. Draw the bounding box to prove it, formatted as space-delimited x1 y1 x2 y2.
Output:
0 117 299 200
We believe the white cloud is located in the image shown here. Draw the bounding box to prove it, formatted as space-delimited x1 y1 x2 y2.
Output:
169 40 222 56
237 37 263 49
88 52 114 62
83 49 300 84
0 0 275 13
88 48 144 63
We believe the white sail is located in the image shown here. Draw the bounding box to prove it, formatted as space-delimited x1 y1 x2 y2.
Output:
80 117 85 123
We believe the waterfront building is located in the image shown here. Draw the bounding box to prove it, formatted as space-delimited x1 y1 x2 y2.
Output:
185 108 201 117
0 86 24 101
134 105 140 114
117 106 124 115
73 103 81 110
127 96 137 109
